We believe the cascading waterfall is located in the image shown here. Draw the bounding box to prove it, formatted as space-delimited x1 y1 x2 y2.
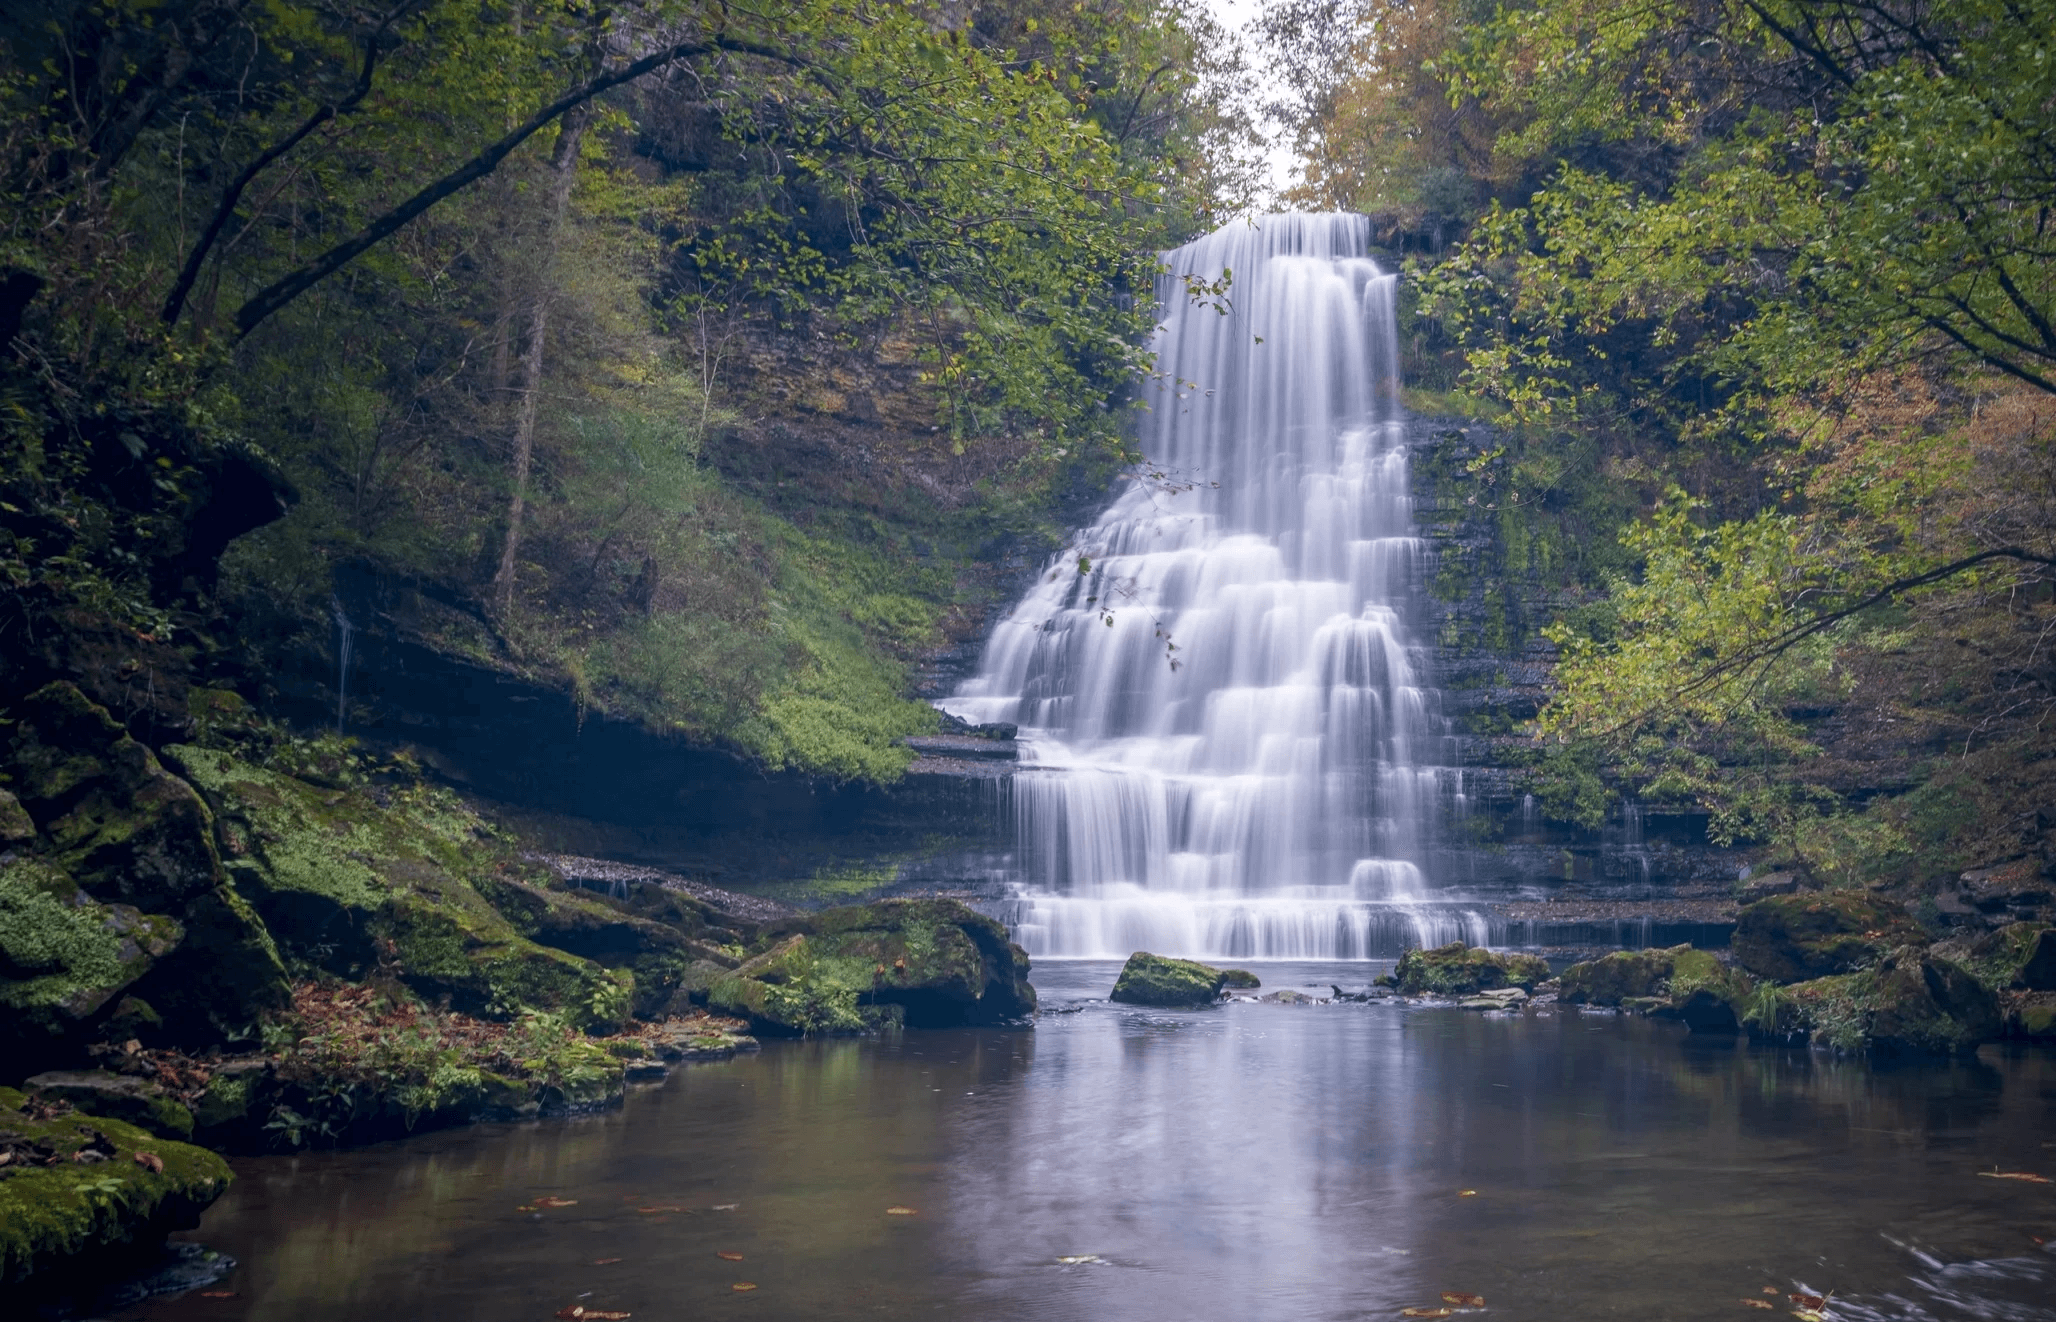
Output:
944 213 1488 959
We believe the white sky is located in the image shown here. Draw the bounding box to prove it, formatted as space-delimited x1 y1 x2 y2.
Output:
1201 0 1299 205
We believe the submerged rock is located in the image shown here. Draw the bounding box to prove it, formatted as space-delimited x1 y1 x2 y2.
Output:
1108 952 1226 1006
0 1085 231 1288
707 899 1034 1035
1392 942 1549 996
1732 891 1925 983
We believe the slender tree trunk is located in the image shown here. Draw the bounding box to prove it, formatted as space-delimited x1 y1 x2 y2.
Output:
491 105 589 620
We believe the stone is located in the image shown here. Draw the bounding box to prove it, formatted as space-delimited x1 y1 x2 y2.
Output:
1960 859 2053 922
0 1085 232 1288
1780 947 2002 1055
1261 988 1315 1004
1218 968 1262 989
1959 923 2056 991
708 899 1035 1035
23 1072 193 1142
1558 948 1676 1005
1733 891 1926 983
2 858 181 1061
1108 952 1226 1007
1392 942 1550 996
1737 870 1802 903
0 789 35 847
1664 947 1753 1034
166 745 633 1033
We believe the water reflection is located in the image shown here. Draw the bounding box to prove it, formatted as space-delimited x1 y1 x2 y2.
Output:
127 962 2054 1322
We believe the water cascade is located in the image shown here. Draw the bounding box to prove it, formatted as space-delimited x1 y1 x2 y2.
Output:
945 213 1488 959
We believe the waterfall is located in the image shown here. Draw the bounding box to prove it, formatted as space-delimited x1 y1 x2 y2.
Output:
944 213 1484 959
331 595 354 735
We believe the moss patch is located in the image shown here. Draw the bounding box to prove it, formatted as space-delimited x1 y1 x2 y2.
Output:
1108 952 1227 1006
1394 942 1550 995
1733 892 1927 983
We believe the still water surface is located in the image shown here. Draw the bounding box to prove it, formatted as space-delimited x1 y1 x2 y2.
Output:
127 961 2055 1322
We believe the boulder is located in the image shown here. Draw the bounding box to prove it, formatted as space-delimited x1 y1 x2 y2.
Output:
1737 870 1804 904
0 1086 231 1288
3 686 288 1049
708 899 1034 1035
1958 923 2056 991
165 746 633 1033
1108 952 1226 1006
1392 942 1550 996
2 858 181 1061
1733 891 1926 983
1219 968 1262 989
1558 948 1676 1005
23 1072 193 1142
1779 947 2001 1055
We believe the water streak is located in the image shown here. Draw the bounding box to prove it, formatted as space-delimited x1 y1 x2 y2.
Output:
946 214 1475 958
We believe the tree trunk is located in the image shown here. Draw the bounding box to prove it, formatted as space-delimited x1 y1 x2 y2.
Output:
491 106 589 620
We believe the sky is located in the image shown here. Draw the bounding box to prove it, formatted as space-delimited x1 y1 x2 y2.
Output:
1201 0 1301 204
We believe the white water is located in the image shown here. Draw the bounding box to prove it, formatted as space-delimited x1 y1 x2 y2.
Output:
944 213 1485 959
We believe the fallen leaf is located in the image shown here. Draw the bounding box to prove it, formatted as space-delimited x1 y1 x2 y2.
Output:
133 1151 164 1173
718 1251 744 1261
1789 1294 1827 1309
534 1196 579 1208
1441 1293 1485 1307
199 1291 237 1298
593 1258 623 1266
1763 1289 1780 1296
1792 1311 1827 1322
886 1206 918 1216
636 1206 682 1214
712 1203 740 1211
584 1313 631 1320
1457 1190 1478 1198
516 1205 537 1212
731 1283 757 1292
1741 1302 1773 1310
1979 1170 2052 1183
1400 1309 1454 1318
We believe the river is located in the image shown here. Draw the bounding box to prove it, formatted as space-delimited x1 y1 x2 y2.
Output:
122 959 2054 1322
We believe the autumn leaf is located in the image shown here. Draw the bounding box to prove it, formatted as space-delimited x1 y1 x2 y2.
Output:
636 1206 682 1214
718 1251 744 1261
731 1282 758 1292
594 1258 623 1266
133 1151 164 1173
1441 1293 1485 1307
1401 1309 1454 1318
1791 1311 1827 1322
886 1206 918 1215
534 1196 579 1208
1979 1170 2051 1183
712 1203 739 1211
1741 1301 1773 1310
1788 1293 1826 1309
1457 1190 1478 1197
199 1291 237 1298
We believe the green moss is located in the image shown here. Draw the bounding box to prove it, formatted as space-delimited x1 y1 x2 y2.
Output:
1107 952 1226 1006
1394 942 1550 995
1558 947 1674 1004
1733 892 1927 983
0 1086 232 1286
0 858 180 1046
24 1072 194 1142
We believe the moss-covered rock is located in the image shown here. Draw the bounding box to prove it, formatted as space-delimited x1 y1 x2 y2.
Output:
0 1086 232 1286
1776 947 2001 1054
1733 891 1926 983
3 686 289 1051
164 745 633 1033
24 1072 193 1142
1393 942 1550 996
1558 948 1675 1005
1 858 181 1059
472 874 734 1020
1109 952 1227 1006
1559 945 1755 1032
706 899 1033 1035
1219 967 1261 989
0 789 34 846
1956 923 2056 991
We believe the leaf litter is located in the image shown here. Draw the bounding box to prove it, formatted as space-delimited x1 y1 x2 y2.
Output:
1441 1293 1485 1308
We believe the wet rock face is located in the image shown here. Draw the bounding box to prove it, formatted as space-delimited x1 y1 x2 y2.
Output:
1108 953 1227 1006
1558 948 1676 1005
707 899 1035 1035
1733 892 1927 983
1558 945 1754 1033
1780 948 2002 1056
1393 942 1550 996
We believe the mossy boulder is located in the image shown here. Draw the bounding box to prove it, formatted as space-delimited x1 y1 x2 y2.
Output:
24 1072 193 1142
1 858 181 1059
706 899 1034 1035
1109 952 1227 1006
1393 942 1550 996
0 1086 231 1287
165 746 632 1033
1777 947 2001 1055
1956 923 2056 991
2 686 288 1054
1664 948 1756 1034
472 875 737 1020
1219 967 1261 989
1558 948 1676 1005
1733 891 1926 983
